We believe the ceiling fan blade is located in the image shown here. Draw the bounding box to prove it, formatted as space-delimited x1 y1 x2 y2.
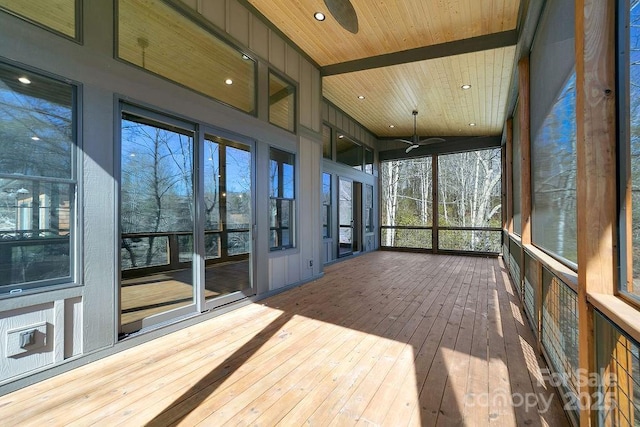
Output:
395 138 414 146
324 0 359 34
418 137 446 145
405 145 419 153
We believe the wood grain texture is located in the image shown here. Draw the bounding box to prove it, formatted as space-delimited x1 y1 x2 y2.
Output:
575 0 617 424
0 252 568 426
0 0 75 37
323 46 516 138
246 0 519 67
245 0 519 139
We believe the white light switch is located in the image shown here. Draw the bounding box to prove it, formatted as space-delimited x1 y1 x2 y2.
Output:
6 322 47 357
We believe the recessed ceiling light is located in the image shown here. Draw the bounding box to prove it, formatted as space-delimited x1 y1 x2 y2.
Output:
469 123 476 126
357 95 365 100
31 136 40 141
18 77 31 84
338 134 344 139
314 12 326 21
461 84 471 90
225 78 233 85
389 125 395 128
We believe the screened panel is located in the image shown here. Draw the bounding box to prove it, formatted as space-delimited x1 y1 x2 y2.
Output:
624 2 640 299
438 149 502 228
531 73 577 264
512 102 522 235
0 0 76 38
118 0 255 113
380 157 433 228
438 230 501 253
381 228 432 249
530 0 577 265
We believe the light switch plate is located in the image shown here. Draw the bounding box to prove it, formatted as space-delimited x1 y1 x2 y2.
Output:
6 322 47 357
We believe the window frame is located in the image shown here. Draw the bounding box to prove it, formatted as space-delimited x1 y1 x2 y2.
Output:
0 0 82 42
322 172 332 239
336 132 363 170
617 0 640 306
0 60 81 298
365 183 374 233
269 147 296 251
364 147 374 174
115 0 258 117
322 124 333 160
268 70 297 133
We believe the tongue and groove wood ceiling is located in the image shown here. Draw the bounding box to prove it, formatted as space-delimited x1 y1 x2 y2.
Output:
246 0 521 139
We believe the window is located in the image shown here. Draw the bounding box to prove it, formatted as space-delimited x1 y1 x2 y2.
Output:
322 173 331 238
365 184 374 232
364 148 374 174
512 102 522 235
336 134 362 170
438 149 502 252
322 124 332 159
380 150 501 253
120 112 195 271
621 1 640 300
269 148 295 250
531 73 577 264
0 0 77 39
269 72 295 132
0 62 77 295
118 0 256 114
380 157 433 248
530 0 577 265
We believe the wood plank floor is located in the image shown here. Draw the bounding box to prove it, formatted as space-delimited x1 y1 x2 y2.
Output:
0 252 570 426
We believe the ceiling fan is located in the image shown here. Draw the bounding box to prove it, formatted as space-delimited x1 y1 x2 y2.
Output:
324 0 358 34
396 110 445 153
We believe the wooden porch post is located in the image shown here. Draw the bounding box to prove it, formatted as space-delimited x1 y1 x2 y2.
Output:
575 0 617 424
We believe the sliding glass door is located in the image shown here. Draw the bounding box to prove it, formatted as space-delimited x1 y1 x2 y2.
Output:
120 110 197 334
119 107 254 335
202 132 253 310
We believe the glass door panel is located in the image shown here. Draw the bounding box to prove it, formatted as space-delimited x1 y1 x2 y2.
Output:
338 177 353 257
120 113 196 334
204 134 253 307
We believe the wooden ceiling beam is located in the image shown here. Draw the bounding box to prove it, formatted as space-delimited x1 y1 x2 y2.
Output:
321 30 518 76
